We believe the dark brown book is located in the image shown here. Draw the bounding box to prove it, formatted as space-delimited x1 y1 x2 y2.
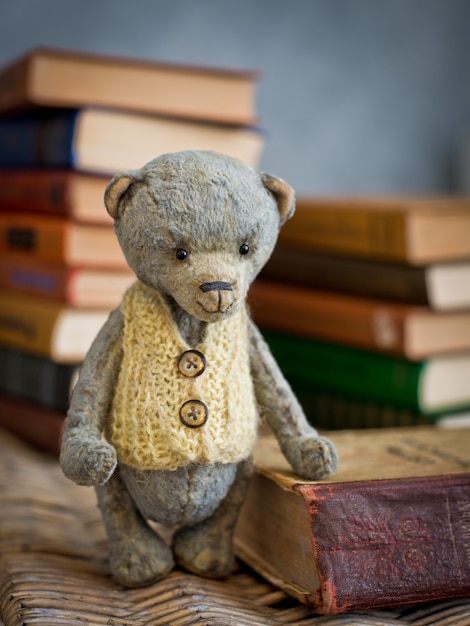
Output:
235 427 470 614
261 248 470 312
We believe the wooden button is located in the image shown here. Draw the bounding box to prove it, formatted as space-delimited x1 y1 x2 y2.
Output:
180 400 208 428
178 350 206 378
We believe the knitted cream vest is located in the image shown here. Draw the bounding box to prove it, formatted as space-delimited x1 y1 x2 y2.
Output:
107 281 258 471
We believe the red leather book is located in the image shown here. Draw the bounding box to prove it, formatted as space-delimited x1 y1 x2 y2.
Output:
235 426 470 614
0 392 64 456
0 169 110 225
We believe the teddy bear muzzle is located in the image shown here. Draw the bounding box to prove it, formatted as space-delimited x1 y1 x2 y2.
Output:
198 280 236 314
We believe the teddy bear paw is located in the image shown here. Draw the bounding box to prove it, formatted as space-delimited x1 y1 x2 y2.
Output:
285 435 338 480
60 439 117 486
173 524 235 579
108 530 175 587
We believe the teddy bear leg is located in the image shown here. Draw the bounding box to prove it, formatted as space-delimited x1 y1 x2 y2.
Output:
172 457 253 578
95 468 174 587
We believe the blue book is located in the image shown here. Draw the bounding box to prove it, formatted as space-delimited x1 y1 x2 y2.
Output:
0 109 78 168
0 107 264 174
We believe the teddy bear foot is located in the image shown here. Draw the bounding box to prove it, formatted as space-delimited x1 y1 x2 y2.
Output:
108 530 175 587
173 524 235 579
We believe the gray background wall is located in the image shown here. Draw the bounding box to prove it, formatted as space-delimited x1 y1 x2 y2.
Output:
1 0 469 195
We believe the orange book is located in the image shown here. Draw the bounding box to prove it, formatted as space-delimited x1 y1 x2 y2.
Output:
0 46 259 125
0 214 127 269
249 279 470 360
279 196 470 264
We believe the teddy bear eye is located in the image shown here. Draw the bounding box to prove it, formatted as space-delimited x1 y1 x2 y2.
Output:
175 248 188 261
239 243 250 256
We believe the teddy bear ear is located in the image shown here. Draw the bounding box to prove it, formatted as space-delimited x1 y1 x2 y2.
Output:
104 171 140 219
260 172 295 225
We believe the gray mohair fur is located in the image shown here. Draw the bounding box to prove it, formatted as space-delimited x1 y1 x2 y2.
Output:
60 150 338 587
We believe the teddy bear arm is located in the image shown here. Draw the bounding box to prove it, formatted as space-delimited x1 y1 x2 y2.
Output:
60 307 124 486
247 319 338 480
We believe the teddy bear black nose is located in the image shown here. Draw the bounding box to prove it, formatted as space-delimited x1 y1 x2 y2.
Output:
199 281 233 293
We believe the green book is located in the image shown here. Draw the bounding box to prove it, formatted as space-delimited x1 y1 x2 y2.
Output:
263 331 470 417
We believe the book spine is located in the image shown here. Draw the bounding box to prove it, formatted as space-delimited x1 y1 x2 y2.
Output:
0 170 71 216
0 56 29 112
292 384 444 429
0 110 77 168
0 346 78 410
249 280 409 357
0 215 69 264
279 204 409 262
262 331 425 412
0 257 69 300
289 381 470 429
0 291 61 359
261 249 430 306
296 475 470 613
0 392 64 456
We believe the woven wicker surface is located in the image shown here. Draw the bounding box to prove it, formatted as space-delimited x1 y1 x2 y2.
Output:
0 428 469 626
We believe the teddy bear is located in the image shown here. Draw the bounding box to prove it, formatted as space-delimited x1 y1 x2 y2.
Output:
59 150 338 587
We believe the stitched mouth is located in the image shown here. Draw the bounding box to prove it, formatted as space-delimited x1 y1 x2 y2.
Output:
197 299 236 316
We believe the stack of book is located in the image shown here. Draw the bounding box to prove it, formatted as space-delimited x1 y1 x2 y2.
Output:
250 195 470 429
0 47 263 173
0 46 263 453
238 197 470 611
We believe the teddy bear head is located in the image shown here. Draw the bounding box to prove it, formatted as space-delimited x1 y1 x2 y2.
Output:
104 150 294 323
